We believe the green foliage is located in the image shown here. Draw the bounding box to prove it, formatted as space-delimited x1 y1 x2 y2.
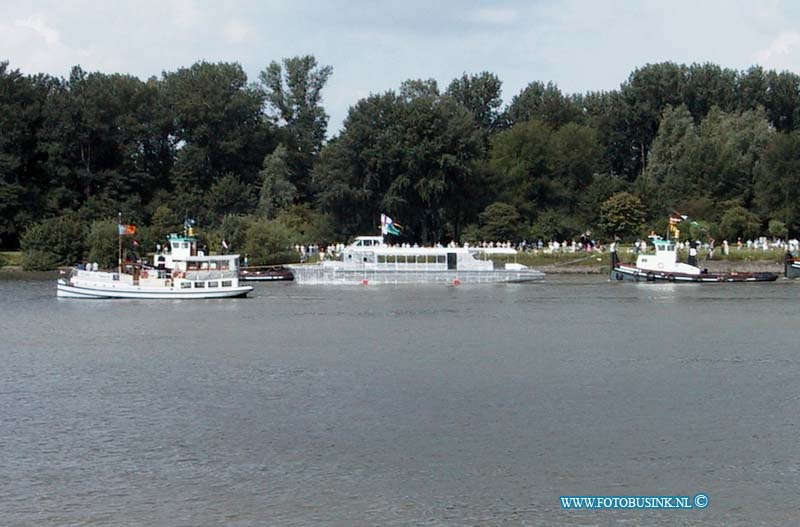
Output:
768 219 788 239
598 192 646 239
216 214 251 254
260 55 332 199
20 214 85 270
6 58 800 252
275 205 335 245
244 218 297 265
478 202 521 240
86 219 119 268
445 72 503 139
507 81 581 128
718 205 761 241
258 145 297 218
205 173 256 220
528 210 581 241
753 131 800 229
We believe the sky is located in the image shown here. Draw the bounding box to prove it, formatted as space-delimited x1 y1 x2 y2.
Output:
2 0 800 135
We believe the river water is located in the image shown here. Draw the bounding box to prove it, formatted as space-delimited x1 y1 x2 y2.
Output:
1 274 799 526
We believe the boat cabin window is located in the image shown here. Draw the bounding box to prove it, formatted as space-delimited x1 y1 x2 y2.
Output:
221 280 232 287
208 281 218 288
194 281 205 288
180 282 191 289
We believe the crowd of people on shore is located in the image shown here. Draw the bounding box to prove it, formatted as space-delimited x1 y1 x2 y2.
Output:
289 235 800 262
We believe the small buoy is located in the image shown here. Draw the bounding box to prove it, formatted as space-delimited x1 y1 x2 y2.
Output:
362 279 369 285
453 278 461 285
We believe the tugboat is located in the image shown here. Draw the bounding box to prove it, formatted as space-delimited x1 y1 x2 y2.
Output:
785 250 800 278
610 237 778 283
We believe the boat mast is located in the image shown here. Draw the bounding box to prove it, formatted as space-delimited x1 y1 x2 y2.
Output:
118 211 122 274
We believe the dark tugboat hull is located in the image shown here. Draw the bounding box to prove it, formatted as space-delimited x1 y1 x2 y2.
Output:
240 266 295 282
611 265 778 283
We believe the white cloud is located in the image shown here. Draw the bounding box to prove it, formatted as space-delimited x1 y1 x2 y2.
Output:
223 19 254 44
15 15 60 46
754 31 800 70
0 13 118 76
466 8 517 25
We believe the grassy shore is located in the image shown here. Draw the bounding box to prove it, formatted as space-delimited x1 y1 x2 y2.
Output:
487 246 788 274
0 251 22 267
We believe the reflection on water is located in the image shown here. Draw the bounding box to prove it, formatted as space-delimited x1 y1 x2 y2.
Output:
1 275 799 525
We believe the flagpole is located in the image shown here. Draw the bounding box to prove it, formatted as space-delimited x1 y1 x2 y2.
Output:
118 211 122 274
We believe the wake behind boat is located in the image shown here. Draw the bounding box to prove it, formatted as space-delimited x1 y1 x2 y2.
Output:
611 237 778 283
290 236 545 285
57 232 252 299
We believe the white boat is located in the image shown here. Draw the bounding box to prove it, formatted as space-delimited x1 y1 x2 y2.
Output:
289 236 545 285
610 237 777 283
57 234 253 299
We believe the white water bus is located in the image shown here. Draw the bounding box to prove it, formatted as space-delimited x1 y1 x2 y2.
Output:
289 236 545 285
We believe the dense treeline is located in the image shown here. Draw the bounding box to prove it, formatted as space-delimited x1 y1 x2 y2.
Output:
3 58 800 267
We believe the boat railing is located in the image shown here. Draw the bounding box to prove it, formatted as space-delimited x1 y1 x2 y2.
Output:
74 269 120 281
184 270 237 280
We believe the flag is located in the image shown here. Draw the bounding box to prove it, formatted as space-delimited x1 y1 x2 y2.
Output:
118 224 137 235
381 213 401 236
222 239 229 250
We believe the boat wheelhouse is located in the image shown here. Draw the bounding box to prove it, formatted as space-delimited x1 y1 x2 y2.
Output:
611 237 778 283
57 233 253 299
289 236 544 285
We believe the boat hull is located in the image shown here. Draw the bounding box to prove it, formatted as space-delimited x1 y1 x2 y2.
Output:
57 280 252 299
786 261 800 279
240 267 294 282
611 265 778 283
288 266 545 285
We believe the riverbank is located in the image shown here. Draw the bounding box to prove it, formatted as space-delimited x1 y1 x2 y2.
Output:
537 259 784 275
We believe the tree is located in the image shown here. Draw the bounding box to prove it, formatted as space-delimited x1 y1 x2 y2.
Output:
163 61 271 192
244 218 297 265
205 173 256 220
446 72 504 139
478 202 521 240
717 205 761 241
754 132 800 229
507 81 581 128
86 219 119 268
489 119 553 221
598 192 646 239
20 214 85 270
313 87 482 242
258 145 297 218
768 219 788 239
260 55 332 199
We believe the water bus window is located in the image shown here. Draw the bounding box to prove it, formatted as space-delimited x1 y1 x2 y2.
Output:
221 280 232 287
180 282 191 289
208 281 218 288
377 255 386 264
437 255 446 264
194 281 205 288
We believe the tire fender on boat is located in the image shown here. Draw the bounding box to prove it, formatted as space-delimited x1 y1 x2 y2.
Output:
615 272 624 281
646 272 655 282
